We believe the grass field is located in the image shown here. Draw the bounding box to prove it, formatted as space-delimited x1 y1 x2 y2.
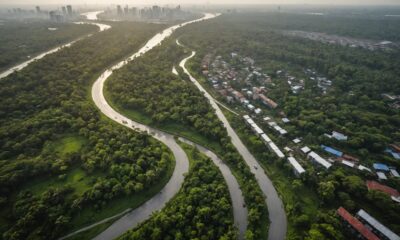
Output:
46 134 87 157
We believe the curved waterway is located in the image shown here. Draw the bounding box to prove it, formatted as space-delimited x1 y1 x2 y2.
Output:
91 13 248 240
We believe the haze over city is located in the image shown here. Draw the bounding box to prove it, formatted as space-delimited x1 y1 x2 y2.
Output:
0 0 399 240
1 0 400 5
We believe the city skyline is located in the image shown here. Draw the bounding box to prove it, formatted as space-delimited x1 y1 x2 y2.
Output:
1 0 400 6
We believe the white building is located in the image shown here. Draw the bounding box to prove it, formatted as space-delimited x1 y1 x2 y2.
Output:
357 209 400 240
301 146 311 154
287 156 306 176
307 151 332 169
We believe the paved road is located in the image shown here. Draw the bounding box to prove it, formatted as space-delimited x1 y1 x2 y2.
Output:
178 45 287 240
0 22 110 80
91 13 249 240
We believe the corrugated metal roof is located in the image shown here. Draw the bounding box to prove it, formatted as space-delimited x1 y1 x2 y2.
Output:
342 160 355 168
287 157 306 174
377 171 388 180
367 180 400 197
373 163 390 171
337 207 380 240
357 209 400 240
321 145 343 157
260 133 272 143
308 151 332 169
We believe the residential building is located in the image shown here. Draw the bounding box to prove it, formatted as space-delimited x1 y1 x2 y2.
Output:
377 172 388 180
332 131 348 141
366 180 400 198
357 209 400 240
321 145 343 157
301 146 311 154
287 156 306 176
337 207 380 240
258 94 278 109
308 151 332 169
373 163 390 172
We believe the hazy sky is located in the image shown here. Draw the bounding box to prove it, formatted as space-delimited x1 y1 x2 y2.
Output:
1 0 400 5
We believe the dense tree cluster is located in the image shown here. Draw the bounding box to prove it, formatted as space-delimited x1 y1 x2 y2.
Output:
107 40 226 140
0 22 171 239
120 145 237 240
0 20 97 71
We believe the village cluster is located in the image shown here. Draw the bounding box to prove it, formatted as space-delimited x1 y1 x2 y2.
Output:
202 51 400 240
282 30 398 51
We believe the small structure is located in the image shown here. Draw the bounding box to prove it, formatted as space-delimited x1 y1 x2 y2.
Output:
373 163 390 172
332 131 348 141
287 156 306 176
301 146 311 154
356 209 400 240
250 123 264 136
337 207 380 240
263 116 271 121
268 142 285 158
342 160 355 168
254 108 262 115
308 151 332 169
366 180 400 198
377 172 388 180
247 104 255 111
260 133 272 144
321 145 343 157
390 169 400 178
358 165 372 173
282 118 290 123
293 138 301 144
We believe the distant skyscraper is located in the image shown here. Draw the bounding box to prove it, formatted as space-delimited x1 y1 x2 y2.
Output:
35 6 41 13
124 5 129 15
66 5 72 16
117 5 123 16
62 6 67 15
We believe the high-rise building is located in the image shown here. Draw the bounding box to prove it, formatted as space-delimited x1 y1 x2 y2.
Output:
66 5 72 16
62 6 67 15
117 5 123 16
35 6 41 13
124 5 129 15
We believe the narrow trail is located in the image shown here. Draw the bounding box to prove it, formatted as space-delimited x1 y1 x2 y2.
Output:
177 40 288 240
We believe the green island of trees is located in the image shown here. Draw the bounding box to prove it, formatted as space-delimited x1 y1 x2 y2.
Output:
119 142 237 240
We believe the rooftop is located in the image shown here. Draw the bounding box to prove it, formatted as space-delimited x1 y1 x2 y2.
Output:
337 207 380 240
373 163 390 171
357 209 400 240
287 156 306 174
308 151 332 169
366 180 400 197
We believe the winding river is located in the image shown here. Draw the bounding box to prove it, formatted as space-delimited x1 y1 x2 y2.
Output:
178 42 287 240
0 21 110 80
91 13 249 240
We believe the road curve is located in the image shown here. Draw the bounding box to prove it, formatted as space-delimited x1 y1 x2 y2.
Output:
91 13 245 240
0 21 110 80
178 42 288 240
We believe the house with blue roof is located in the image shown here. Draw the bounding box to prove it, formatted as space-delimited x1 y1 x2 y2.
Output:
373 163 390 172
321 145 343 157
